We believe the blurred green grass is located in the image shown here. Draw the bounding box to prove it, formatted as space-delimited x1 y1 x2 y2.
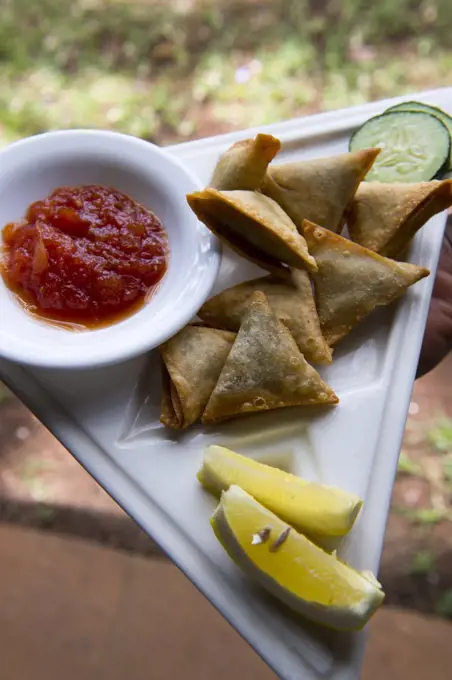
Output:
0 0 451 146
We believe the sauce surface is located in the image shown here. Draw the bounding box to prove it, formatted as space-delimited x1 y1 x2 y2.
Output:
1 185 168 328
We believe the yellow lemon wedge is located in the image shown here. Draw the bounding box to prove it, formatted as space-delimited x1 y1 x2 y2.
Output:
212 486 384 631
198 445 362 536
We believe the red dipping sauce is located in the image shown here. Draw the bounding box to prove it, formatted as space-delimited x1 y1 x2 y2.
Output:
1 186 168 329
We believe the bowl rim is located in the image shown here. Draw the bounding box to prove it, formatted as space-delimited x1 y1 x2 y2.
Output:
0 129 222 369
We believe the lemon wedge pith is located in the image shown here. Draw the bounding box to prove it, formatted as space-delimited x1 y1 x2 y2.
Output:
211 486 384 631
199 445 362 536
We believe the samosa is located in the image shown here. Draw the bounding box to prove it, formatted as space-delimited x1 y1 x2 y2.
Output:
198 269 332 364
202 291 338 424
262 148 380 232
210 133 281 190
347 179 452 257
187 188 317 273
303 221 430 345
160 325 235 429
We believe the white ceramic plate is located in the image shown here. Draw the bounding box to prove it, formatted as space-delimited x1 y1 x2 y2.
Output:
1 89 451 680
0 130 220 368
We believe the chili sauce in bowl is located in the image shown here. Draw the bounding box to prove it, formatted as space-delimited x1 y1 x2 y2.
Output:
1 185 168 329
0 129 220 368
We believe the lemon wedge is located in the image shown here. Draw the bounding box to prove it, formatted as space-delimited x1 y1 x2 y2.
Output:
212 486 384 631
198 445 362 536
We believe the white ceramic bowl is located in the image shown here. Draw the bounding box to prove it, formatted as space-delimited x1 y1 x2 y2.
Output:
0 130 221 368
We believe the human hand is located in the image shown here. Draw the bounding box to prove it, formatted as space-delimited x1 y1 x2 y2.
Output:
417 216 452 378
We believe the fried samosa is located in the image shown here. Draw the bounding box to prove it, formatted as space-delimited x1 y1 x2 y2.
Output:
262 148 380 232
347 179 452 257
303 221 430 345
210 133 281 190
187 188 317 273
160 325 235 429
202 291 338 424
198 270 332 364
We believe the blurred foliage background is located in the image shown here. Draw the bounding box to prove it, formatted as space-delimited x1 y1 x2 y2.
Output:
0 0 451 146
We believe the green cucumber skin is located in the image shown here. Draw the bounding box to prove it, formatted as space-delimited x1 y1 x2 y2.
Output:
439 169 452 180
349 111 451 183
386 100 452 125
386 101 452 170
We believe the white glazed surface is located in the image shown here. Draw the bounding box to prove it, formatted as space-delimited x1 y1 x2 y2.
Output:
0 89 451 680
0 130 220 368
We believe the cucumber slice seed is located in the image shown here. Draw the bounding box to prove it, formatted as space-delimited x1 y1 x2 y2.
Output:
349 111 450 183
385 101 452 170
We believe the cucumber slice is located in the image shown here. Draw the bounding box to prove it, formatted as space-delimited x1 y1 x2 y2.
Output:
349 111 450 183
386 101 452 170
